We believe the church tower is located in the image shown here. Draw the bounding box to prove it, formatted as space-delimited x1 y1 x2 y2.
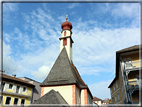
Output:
37 16 93 105
59 15 73 62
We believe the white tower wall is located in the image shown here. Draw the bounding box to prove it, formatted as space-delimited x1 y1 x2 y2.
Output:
60 30 73 62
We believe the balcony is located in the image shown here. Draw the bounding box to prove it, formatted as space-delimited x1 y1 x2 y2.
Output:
124 61 141 75
128 80 139 90
125 61 141 70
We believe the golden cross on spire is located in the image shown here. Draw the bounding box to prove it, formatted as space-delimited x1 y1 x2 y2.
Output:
66 15 68 21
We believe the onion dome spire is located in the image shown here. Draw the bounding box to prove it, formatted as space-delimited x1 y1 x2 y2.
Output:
61 15 72 31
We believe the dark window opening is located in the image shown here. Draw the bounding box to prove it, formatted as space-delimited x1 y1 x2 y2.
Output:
5 97 11 105
21 99 25 104
23 87 26 92
64 31 66 36
112 97 114 103
16 86 20 93
9 84 13 89
14 98 18 105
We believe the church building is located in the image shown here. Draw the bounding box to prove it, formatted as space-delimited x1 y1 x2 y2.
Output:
32 16 93 105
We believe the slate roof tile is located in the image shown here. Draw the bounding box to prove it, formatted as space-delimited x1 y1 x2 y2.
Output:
32 89 68 104
41 47 87 88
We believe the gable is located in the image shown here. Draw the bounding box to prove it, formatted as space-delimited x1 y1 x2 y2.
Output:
32 89 68 104
41 47 78 86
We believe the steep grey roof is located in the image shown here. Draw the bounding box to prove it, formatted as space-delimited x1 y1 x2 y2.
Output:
41 47 87 88
32 89 68 104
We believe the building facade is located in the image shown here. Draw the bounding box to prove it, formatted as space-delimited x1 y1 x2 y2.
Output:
93 96 102 105
18 77 41 103
108 45 141 104
33 17 93 105
0 73 35 107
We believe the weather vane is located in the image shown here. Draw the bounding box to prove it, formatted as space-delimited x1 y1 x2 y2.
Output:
66 15 68 21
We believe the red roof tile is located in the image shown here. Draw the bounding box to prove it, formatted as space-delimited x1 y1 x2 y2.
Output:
1 74 35 87
93 97 102 101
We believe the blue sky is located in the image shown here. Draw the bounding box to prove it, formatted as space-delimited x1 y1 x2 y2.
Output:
2 2 140 100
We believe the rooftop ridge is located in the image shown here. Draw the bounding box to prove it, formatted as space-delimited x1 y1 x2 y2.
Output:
1 74 35 87
71 61 86 85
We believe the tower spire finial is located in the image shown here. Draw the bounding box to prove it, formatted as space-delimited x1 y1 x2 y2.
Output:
66 15 68 21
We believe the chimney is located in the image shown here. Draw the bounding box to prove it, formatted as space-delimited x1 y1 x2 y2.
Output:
12 74 16 77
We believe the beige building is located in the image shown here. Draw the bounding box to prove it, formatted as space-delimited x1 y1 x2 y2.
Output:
18 77 41 103
108 45 141 104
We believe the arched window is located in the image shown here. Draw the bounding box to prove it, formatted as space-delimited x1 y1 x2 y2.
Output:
64 31 66 36
63 39 67 46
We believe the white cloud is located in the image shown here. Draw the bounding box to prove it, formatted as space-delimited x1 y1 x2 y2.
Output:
3 33 10 43
3 41 17 75
3 3 19 25
32 65 51 80
73 26 139 64
3 3 18 13
38 29 49 40
57 16 65 23
37 8 53 21
71 19 139 76
3 41 11 56
68 3 79 9
19 43 59 68
89 80 112 100
111 3 139 18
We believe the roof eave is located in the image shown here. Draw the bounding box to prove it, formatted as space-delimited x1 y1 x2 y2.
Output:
2 77 35 87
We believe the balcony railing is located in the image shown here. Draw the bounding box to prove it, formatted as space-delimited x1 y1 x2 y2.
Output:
1 90 31 98
125 61 141 70
128 80 139 90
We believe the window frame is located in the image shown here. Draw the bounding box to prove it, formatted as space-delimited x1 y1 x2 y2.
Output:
64 31 66 36
117 93 120 100
9 84 13 89
1 82 5 91
110 88 112 94
115 94 117 102
23 87 27 93
16 85 20 94
113 84 115 91
21 99 25 105
5 96 12 105
116 81 118 88
112 97 114 103
13 97 19 105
